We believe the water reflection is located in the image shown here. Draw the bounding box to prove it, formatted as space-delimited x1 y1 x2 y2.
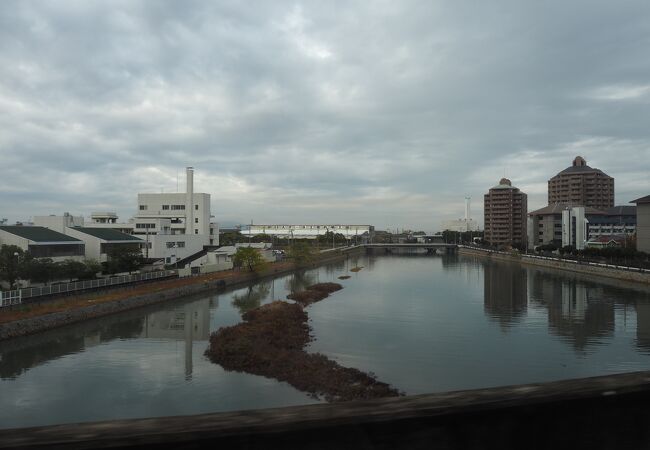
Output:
0 298 212 381
231 281 272 314
140 298 211 379
483 261 527 330
527 271 615 351
0 315 145 379
636 302 650 352
285 271 317 293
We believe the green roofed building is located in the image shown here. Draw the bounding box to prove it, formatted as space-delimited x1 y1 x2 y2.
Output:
65 227 143 262
0 226 85 260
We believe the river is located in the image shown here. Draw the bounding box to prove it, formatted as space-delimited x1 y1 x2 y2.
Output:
1 253 650 429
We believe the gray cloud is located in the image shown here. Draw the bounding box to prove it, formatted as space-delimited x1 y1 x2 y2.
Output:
1 0 649 229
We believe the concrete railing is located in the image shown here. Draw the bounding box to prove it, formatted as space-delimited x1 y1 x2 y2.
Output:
2 371 650 449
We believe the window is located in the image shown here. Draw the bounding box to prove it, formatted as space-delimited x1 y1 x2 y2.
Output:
195 204 199 210
176 241 185 248
166 242 175 248
195 229 198 234
195 218 198 223
135 223 155 229
171 205 185 210
162 205 170 210
139 205 147 210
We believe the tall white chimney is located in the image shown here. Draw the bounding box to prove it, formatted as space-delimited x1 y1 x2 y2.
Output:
186 167 194 235
464 196 471 222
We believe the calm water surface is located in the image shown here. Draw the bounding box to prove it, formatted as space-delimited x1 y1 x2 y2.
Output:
2 254 650 429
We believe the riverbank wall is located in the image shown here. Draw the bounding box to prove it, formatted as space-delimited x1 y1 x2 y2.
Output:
459 246 650 285
2 370 650 449
0 247 364 341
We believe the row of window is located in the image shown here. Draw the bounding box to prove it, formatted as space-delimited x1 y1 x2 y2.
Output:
140 204 201 211
166 241 186 248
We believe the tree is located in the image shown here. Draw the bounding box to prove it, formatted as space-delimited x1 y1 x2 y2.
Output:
220 231 246 246
251 233 272 243
288 242 315 266
105 246 144 274
232 247 268 272
0 245 26 289
57 259 89 282
20 257 57 284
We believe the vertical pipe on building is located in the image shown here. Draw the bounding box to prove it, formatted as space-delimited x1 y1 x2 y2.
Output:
186 167 194 236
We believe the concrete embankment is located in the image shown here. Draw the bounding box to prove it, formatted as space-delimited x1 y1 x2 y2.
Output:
459 247 650 285
0 247 364 341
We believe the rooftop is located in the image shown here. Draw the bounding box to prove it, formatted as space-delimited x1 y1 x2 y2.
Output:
528 203 607 216
69 227 143 242
490 178 519 190
0 226 82 243
631 195 650 204
605 205 636 216
551 156 611 178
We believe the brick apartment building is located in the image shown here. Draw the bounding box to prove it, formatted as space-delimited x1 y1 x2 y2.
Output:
548 156 614 210
484 178 528 248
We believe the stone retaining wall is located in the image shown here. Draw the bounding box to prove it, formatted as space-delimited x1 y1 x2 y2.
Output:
459 247 650 285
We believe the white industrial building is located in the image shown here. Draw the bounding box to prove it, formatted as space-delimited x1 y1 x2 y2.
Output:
242 224 374 241
442 197 480 232
131 167 218 263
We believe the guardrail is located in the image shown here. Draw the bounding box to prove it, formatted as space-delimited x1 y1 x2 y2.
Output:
0 270 177 308
458 245 650 274
0 290 22 308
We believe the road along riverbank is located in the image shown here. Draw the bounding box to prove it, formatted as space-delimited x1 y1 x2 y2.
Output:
0 247 365 341
459 246 650 285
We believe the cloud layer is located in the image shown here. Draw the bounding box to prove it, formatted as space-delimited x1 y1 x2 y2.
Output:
1 1 649 229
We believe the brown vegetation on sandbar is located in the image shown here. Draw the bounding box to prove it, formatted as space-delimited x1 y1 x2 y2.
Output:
286 282 343 305
350 266 363 272
205 300 401 402
337 275 351 280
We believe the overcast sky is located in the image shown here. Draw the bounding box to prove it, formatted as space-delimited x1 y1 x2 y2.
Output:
1 1 649 230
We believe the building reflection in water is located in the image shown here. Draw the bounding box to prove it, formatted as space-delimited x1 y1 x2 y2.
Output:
483 261 528 331
140 298 211 380
527 270 614 351
0 315 145 379
635 301 650 353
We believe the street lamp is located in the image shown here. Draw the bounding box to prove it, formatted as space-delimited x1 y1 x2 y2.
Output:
13 252 19 290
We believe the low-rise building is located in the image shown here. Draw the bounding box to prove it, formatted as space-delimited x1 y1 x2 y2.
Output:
527 203 606 250
587 205 637 240
64 227 143 263
0 226 84 261
632 195 650 253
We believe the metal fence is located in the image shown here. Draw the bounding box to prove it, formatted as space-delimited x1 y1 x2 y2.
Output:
0 270 177 308
458 245 650 274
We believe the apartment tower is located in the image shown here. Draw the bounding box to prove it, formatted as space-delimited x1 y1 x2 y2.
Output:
548 156 614 210
484 178 528 248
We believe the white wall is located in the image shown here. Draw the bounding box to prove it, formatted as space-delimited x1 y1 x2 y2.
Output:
0 230 30 251
146 234 205 263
